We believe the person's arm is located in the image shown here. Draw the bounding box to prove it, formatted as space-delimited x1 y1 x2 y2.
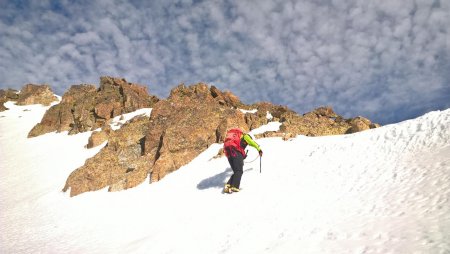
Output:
243 134 261 151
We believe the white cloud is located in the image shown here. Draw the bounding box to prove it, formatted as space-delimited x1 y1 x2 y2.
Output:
0 0 448 124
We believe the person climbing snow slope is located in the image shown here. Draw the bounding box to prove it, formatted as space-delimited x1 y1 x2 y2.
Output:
223 128 263 194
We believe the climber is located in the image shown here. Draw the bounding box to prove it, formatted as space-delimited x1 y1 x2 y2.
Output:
223 128 263 194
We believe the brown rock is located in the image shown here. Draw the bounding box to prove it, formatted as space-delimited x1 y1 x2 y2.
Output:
312 106 338 118
243 102 294 131
208 85 242 107
63 83 247 196
0 99 7 111
347 116 372 134
28 84 97 137
279 107 351 136
63 115 151 196
0 89 16 111
86 125 112 148
16 84 58 106
255 131 295 141
61 83 380 196
370 123 381 129
146 84 248 182
0 88 19 100
245 113 267 131
94 102 122 120
28 77 159 138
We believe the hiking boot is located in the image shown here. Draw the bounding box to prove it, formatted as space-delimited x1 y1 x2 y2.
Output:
230 187 240 193
223 184 231 194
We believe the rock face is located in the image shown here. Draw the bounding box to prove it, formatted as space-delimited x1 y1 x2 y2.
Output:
63 115 151 196
28 77 159 137
16 84 58 106
0 100 6 111
145 84 247 182
63 83 247 196
245 102 294 131
86 125 112 148
346 116 378 134
0 89 19 111
278 106 350 136
59 80 380 197
247 105 380 138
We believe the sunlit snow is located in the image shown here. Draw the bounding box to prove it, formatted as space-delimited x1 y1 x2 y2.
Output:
1 101 449 253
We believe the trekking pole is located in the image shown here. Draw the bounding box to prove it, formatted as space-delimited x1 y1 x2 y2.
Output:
259 156 262 173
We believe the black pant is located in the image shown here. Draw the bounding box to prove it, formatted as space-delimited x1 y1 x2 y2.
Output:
226 148 244 188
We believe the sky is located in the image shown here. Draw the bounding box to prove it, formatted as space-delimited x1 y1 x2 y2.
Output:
0 0 449 124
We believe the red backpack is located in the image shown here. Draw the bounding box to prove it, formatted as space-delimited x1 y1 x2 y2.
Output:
223 128 245 157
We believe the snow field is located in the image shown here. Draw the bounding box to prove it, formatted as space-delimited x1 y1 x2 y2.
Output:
1 101 449 253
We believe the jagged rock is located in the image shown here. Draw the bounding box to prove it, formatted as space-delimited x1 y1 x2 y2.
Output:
210 85 242 107
312 106 338 118
63 115 151 196
255 131 296 141
370 123 381 129
63 83 248 196
61 81 381 196
0 88 19 100
0 89 19 111
0 99 7 111
28 84 97 137
86 125 112 148
16 84 58 106
347 116 372 134
245 102 294 130
279 107 350 136
145 84 248 182
245 113 267 130
28 77 159 137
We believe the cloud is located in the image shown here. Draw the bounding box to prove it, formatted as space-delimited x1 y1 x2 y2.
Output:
0 0 449 124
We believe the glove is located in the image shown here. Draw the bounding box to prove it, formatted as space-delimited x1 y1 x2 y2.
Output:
258 150 263 157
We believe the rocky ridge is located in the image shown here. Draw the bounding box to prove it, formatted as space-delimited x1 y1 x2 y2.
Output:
60 81 380 196
1 84 58 111
63 83 249 196
28 76 159 137
0 89 18 111
16 84 58 106
3 77 380 196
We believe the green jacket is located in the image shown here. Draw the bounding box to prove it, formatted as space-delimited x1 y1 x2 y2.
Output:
242 133 261 152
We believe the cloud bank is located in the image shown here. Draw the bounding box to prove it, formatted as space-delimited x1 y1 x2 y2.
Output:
1 0 449 124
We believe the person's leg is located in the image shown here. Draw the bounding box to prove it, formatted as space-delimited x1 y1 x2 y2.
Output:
226 157 234 185
230 153 244 189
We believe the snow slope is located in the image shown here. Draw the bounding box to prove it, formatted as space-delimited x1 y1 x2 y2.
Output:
1 101 449 254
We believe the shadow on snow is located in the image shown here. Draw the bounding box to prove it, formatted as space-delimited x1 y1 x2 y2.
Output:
197 167 254 190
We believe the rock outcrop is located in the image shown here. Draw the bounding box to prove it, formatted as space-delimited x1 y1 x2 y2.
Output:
16 84 58 106
58 80 380 197
278 106 350 136
63 83 248 196
63 115 151 196
247 105 380 138
0 100 6 111
86 125 112 148
0 89 19 111
145 83 248 182
245 102 294 131
346 116 379 134
1 84 57 111
28 77 159 137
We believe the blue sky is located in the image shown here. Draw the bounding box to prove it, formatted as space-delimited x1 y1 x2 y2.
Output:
1 0 449 124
